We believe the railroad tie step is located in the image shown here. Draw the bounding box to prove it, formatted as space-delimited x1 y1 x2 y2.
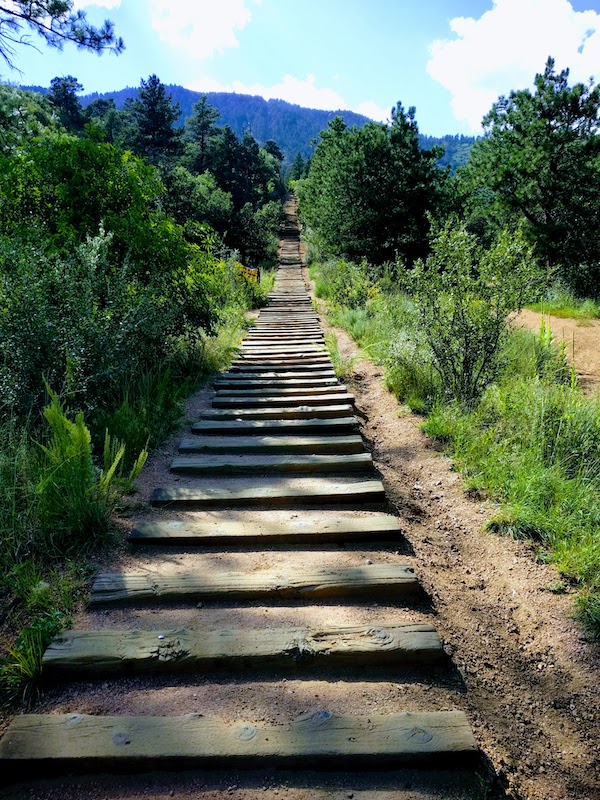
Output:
213 385 348 397
190 417 360 435
150 477 387 508
0 710 477 775
196 404 355 420
128 510 403 546
88 563 419 605
211 393 355 408
177 434 365 455
169 453 374 475
42 622 444 676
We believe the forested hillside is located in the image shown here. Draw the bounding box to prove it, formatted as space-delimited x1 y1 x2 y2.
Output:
25 83 476 169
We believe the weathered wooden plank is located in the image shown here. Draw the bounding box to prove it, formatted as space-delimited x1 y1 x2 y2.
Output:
0 711 477 772
229 362 334 372
178 434 363 455
190 417 359 435
42 623 443 675
129 511 401 545
212 393 354 408
169 453 373 475
89 564 418 605
248 336 323 342
197 405 354 421
237 353 331 362
214 386 347 397
214 377 338 389
151 479 386 508
218 371 335 381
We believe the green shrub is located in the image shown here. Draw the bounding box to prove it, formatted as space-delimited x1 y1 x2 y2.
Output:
410 223 543 405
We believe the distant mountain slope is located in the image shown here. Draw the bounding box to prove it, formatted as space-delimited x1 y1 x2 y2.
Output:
25 83 476 168
80 85 372 162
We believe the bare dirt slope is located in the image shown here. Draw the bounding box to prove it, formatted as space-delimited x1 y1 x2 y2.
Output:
516 309 600 394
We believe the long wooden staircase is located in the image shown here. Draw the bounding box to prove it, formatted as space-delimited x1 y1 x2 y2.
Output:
0 198 480 794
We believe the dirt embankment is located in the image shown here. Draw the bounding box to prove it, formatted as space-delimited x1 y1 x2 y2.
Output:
515 309 600 395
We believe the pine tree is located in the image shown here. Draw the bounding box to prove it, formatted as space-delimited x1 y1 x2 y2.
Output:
0 0 123 68
125 75 181 166
184 94 220 173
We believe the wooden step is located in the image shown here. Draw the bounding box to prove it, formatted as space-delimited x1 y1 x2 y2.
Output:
89 564 419 605
214 377 338 389
214 386 347 397
218 371 335 381
178 434 364 455
197 405 354 421
211 393 354 408
42 622 443 676
129 511 402 545
169 453 373 475
190 417 359 435
0 711 477 773
150 478 386 508
236 354 331 363
229 362 334 373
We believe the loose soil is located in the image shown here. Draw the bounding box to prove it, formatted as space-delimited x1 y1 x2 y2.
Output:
2 284 599 800
516 309 600 395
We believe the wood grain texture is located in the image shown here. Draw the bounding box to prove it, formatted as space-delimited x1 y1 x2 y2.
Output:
150 479 386 508
196 404 355 420
129 511 402 545
211 393 354 408
0 711 477 772
190 417 359 435
169 453 373 475
214 385 346 397
178 434 364 455
42 623 443 675
89 563 419 605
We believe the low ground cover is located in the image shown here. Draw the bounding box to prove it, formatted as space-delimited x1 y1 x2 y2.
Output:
311 257 600 636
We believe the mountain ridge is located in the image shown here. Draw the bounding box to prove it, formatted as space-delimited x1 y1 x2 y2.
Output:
23 83 476 169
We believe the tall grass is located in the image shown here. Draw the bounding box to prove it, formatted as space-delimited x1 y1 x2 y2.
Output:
312 258 600 636
528 284 600 319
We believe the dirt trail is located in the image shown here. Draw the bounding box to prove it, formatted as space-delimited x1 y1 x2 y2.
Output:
516 309 600 394
2 204 599 800
0 200 482 800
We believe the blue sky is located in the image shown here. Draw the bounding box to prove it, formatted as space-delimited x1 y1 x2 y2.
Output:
5 0 600 135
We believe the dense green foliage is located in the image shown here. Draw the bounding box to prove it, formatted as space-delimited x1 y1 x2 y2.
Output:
297 105 449 265
303 60 600 632
460 58 600 297
410 223 541 405
0 78 280 700
312 259 600 634
26 84 476 170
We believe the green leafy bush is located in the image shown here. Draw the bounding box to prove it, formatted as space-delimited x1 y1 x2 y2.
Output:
410 223 543 405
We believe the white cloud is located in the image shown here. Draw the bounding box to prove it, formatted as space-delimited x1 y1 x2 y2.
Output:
427 0 600 133
72 0 122 8
148 0 254 59
186 73 348 111
356 100 391 123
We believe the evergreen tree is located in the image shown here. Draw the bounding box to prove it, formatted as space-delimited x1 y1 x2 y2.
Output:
461 58 600 296
0 0 123 68
184 93 220 173
298 104 445 266
48 75 85 133
125 75 181 166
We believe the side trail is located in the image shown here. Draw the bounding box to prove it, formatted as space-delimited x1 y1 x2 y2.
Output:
0 199 482 795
